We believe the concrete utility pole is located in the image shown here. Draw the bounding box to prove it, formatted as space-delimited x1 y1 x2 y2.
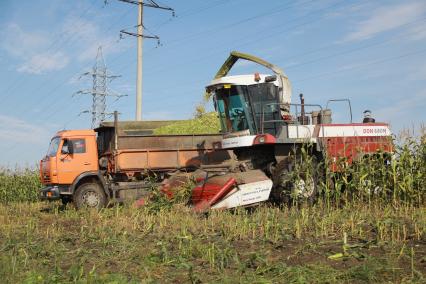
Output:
75 46 126 128
136 1 143 121
116 0 174 121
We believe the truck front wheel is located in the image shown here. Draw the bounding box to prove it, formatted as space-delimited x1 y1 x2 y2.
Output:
74 183 107 209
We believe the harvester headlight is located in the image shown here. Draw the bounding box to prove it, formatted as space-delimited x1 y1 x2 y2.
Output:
259 137 265 143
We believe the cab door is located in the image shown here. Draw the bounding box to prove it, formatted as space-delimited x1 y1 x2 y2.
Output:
56 136 98 185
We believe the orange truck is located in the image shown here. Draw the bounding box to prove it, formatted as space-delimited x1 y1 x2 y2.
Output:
39 115 229 209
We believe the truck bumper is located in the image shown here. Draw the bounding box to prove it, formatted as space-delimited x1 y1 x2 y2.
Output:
40 185 71 200
40 186 60 200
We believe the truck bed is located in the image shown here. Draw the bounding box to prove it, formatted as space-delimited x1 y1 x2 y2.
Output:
114 134 228 171
96 123 230 173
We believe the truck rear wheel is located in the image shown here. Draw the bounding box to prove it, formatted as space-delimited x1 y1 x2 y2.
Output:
74 182 107 210
271 157 318 205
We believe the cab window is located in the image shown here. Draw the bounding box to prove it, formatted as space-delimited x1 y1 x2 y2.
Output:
47 137 60 157
62 139 86 154
215 85 255 133
72 139 86 153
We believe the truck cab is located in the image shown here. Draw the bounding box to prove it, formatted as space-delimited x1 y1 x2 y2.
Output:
40 130 99 201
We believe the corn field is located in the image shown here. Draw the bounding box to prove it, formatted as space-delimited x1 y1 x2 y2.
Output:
0 135 424 206
0 166 41 203
0 135 424 283
321 136 426 206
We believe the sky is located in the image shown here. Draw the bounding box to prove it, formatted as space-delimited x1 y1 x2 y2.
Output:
0 0 425 166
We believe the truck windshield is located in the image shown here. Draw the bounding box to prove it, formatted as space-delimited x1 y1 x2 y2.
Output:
214 85 256 134
47 137 60 157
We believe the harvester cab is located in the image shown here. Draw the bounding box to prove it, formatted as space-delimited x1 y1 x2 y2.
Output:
209 74 283 136
206 51 292 140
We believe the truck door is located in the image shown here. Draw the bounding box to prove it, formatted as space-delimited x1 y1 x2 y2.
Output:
56 137 98 185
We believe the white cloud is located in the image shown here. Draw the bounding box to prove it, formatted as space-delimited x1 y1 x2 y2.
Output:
0 11 128 74
342 2 426 42
17 51 70 74
325 2 375 20
0 22 70 74
0 114 51 144
61 15 127 62
0 115 60 165
405 21 426 41
374 90 426 132
0 23 49 58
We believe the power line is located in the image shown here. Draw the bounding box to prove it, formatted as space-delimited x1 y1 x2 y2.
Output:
2 4 134 122
110 0 175 120
4 23 426 157
149 0 232 31
0 0 98 101
4 0 421 125
160 0 315 48
139 24 426 104
293 47 426 83
285 16 426 71
109 0 337 75
270 18 425 66
108 1 365 106
11 1 164 124
143 0 353 78
102 0 236 69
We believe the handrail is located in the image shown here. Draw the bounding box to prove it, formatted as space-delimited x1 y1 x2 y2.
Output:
326 99 352 123
260 103 324 140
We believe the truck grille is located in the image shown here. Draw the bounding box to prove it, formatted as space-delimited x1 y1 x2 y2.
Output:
43 174 51 183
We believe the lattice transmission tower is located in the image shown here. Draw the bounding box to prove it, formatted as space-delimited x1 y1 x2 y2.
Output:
75 46 125 128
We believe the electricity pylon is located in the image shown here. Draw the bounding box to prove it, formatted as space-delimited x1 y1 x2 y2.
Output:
75 46 126 128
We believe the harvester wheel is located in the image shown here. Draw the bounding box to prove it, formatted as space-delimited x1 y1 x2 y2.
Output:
271 157 318 205
74 182 107 210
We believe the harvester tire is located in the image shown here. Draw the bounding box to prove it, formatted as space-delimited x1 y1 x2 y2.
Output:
74 182 107 210
271 157 319 206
